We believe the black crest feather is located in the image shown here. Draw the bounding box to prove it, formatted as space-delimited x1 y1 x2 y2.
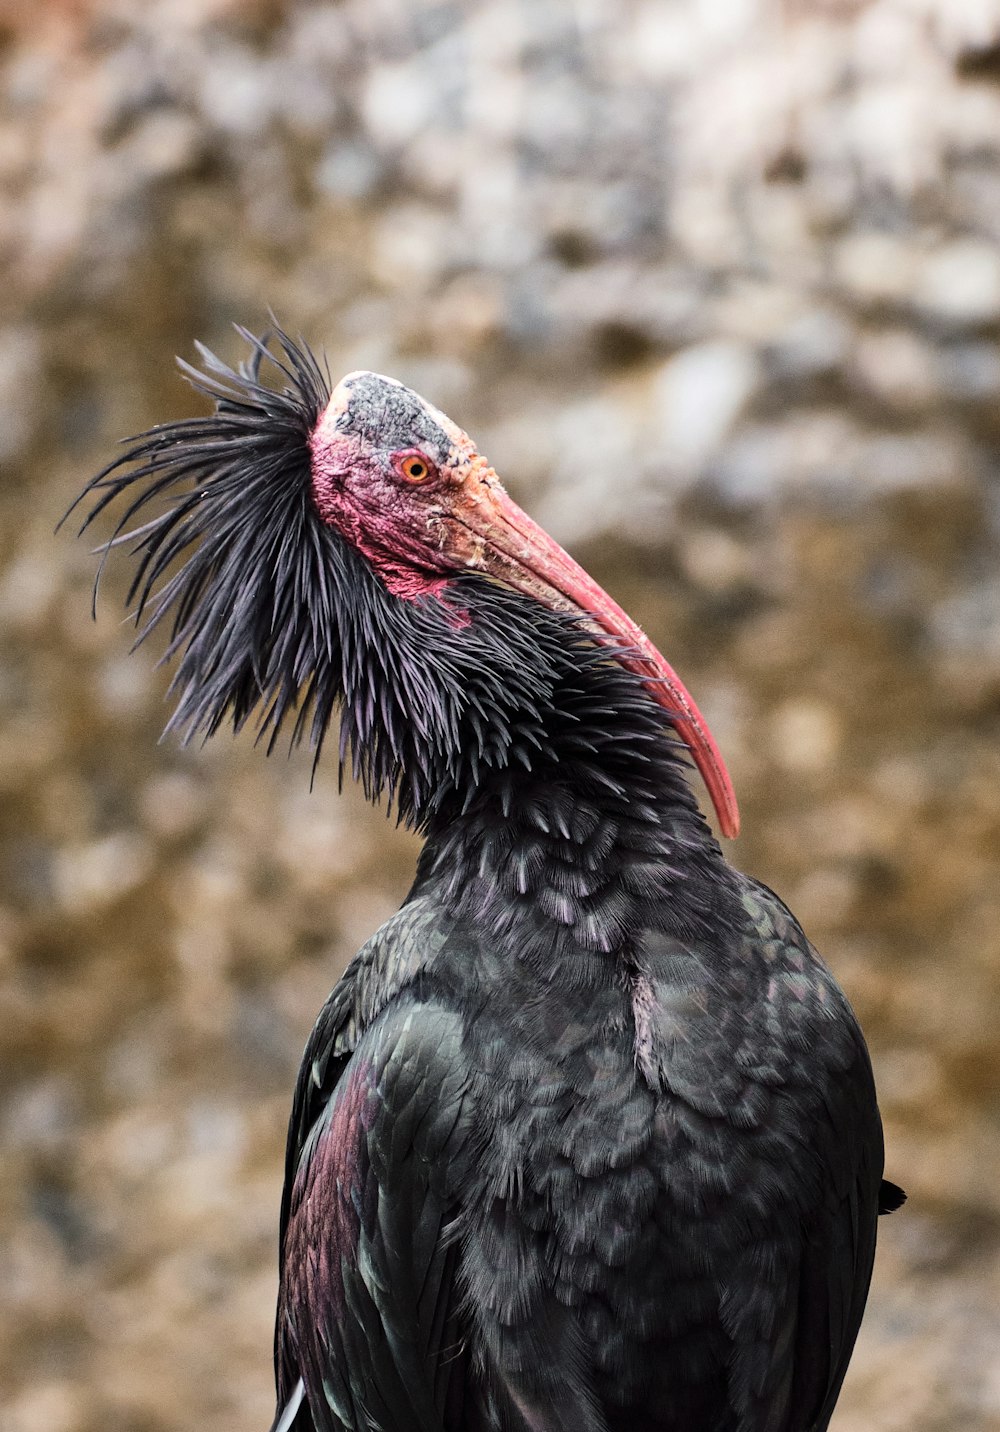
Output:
69 325 341 758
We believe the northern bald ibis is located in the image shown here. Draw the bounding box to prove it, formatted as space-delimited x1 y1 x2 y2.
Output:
71 329 903 1432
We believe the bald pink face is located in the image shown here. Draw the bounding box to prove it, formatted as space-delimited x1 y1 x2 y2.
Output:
309 370 494 602
308 371 740 838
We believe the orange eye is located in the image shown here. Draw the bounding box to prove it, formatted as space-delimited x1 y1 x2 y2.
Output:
394 450 437 484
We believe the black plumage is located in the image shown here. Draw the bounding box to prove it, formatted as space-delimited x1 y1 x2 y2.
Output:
69 328 903 1432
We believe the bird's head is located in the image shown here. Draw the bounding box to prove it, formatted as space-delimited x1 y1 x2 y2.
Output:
69 329 738 836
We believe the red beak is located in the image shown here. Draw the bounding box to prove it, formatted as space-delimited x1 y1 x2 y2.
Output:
450 479 740 839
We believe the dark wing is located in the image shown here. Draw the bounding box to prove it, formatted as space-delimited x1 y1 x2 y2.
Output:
636 879 888 1431
733 879 888 1432
276 993 476 1432
271 903 613 1432
718 1029 883 1432
275 898 445 1277
271 974 354 1432
789 1044 883 1432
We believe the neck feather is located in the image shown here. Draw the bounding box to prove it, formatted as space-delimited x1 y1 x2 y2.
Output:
339 574 736 949
415 700 734 957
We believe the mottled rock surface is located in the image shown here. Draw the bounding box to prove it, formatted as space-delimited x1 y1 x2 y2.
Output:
2 1 999 1429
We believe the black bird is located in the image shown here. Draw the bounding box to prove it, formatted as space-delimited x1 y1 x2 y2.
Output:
72 329 904 1432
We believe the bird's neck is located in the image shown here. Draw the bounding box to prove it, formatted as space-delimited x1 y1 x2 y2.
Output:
415 717 735 957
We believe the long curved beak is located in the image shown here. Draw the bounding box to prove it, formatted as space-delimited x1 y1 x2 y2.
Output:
450 476 740 839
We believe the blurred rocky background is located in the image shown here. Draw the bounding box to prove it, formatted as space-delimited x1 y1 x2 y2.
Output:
1 0 999 1427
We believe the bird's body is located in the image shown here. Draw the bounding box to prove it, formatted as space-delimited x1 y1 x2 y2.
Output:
278 830 881 1432
71 330 902 1432
274 659 885 1432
